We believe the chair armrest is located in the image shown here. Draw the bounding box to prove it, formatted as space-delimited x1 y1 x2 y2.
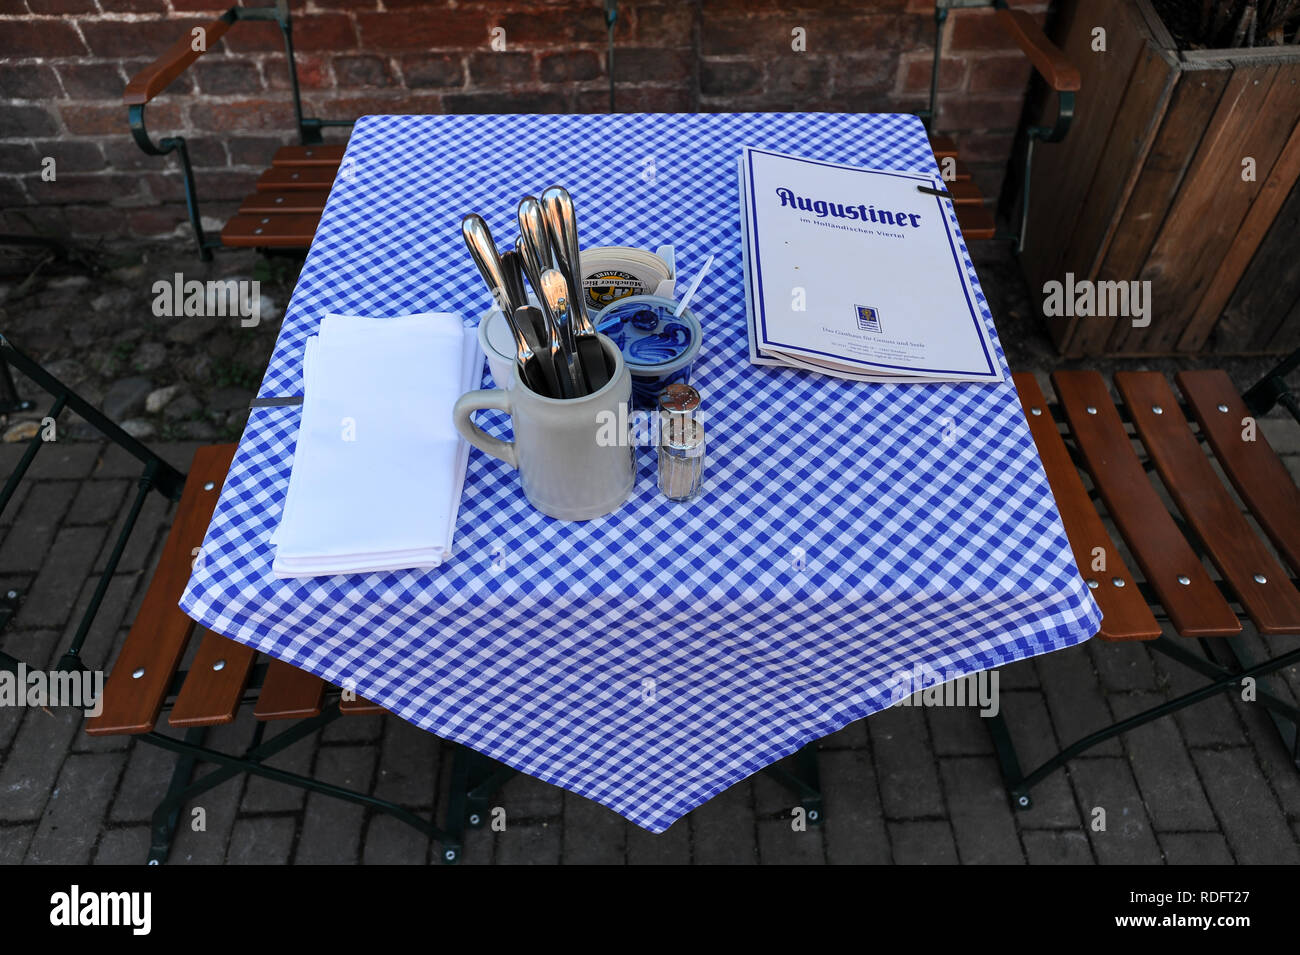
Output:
123 9 236 106
996 7 1081 92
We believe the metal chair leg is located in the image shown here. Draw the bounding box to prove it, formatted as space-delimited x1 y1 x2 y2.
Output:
762 742 824 825
147 726 206 865
988 636 1300 806
986 709 1032 809
1206 634 1300 771
143 710 464 865
464 750 516 829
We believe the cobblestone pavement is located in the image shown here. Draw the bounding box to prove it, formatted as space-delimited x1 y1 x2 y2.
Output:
0 244 1298 864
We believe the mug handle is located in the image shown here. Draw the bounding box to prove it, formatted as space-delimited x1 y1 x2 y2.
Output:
453 389 517 468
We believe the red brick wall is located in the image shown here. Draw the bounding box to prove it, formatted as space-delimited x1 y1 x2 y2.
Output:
0 0 1051 244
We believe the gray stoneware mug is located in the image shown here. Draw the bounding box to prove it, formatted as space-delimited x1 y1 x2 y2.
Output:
453 334 634 521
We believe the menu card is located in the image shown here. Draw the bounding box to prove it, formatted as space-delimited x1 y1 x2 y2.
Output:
738 146 1003 383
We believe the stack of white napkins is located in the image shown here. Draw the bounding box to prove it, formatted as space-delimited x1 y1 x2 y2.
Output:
271 312 481 578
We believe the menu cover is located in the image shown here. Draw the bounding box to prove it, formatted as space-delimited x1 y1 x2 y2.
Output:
738 147 1003 383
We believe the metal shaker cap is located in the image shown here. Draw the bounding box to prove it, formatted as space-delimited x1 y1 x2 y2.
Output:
663 417 705 456
658 383 700 416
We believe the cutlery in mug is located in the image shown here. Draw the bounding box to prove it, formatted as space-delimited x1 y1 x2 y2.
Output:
513 305 565 398
540 268 587 396
539 186 611 391
461 214 521 315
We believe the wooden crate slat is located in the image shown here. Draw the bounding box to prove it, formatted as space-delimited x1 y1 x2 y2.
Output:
1160 61 1300 352
1021 0 1149 352
1184 112 1300 352
1013 374 1160 640
86 444 238 736
1268 289 1300 354
1116 371 1300 634
1065 40 1179 357
1051 371 1240 637
1093 69 1230 354
1177 370 1300 572
1220 172 1300 352
254 659 326 721
169 633 256 728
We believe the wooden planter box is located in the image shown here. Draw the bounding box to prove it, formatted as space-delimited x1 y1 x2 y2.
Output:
1021 0 1300 357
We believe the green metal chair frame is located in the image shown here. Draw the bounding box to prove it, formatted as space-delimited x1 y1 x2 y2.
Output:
988 347 1300 809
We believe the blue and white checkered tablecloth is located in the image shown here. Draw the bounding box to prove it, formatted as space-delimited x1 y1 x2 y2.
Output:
180 112 1101 833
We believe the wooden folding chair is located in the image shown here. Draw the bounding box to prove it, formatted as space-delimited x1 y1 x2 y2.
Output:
988 349 1300 806
0 334 475 863
922 1 1081 244
124 1 354 260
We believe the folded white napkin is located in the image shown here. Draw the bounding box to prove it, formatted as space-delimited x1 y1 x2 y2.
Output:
271 312 481 578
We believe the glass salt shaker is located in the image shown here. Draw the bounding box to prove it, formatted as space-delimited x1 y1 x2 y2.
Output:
657 384 704 502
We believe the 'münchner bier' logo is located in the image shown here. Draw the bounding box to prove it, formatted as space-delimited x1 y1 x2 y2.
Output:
776 187 923 229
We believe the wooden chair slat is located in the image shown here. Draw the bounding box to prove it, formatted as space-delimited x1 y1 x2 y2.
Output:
168 634 256 727
1013 374 1160 640
1116 371 1300 634
254 659 326 721
944 181 984 206
86 444 238 736
956 205 995 240
1051 371 1240 637
238 189 330 216
220 213 321 249
1177 369 1300 574
339 695 386 716
929 134 958 162
256 165 337 192
271 144 346 167
951 160 973 182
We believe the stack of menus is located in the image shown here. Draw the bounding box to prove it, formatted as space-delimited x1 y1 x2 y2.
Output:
738 147 1003 383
